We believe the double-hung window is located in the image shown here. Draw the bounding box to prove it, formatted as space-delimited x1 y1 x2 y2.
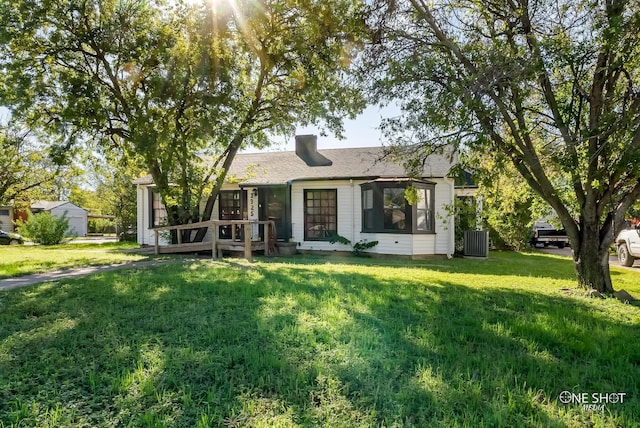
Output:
362 188 375 230
415 187 433 231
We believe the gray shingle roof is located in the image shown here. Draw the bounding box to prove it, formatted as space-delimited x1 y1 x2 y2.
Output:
228 146 455 186
31 201 85 211
133 146 456 186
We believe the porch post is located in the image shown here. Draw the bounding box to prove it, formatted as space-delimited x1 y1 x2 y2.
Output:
264 221 270 256
476 195 483 230
247 188 260 240
244 222 252 258
211 221 217 259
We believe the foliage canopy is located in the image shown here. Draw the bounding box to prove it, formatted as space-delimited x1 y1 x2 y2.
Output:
366 0 640 292
1 0 367 239
0 124 73 207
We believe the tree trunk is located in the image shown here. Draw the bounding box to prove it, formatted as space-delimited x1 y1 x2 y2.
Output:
192 138 245 243
571 223 614 293
573 246 613 293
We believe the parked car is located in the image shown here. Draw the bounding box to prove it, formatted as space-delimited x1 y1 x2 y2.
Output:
0 230 24 245
615 225 640 267
530 220 569 248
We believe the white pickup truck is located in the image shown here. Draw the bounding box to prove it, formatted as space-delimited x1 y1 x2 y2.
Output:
616 227 640 267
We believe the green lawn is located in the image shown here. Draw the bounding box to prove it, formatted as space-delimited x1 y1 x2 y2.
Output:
0 242 148 279
0 252 639 427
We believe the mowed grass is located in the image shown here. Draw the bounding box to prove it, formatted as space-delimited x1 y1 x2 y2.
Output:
0 242 147 279
0 252 639 427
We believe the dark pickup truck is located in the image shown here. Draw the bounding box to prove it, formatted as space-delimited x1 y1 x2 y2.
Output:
530 221 570 249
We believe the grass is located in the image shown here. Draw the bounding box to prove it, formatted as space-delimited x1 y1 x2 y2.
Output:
0 251 639 427
0 242 148 279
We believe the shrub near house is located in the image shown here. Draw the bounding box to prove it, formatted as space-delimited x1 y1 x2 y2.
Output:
29 201 88 237
17 211 70 245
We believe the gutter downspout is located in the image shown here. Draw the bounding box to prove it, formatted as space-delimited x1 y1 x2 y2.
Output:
287 180 295 244
351 179 356 244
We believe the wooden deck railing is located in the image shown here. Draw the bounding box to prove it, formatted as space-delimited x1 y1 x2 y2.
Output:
153 220 276 258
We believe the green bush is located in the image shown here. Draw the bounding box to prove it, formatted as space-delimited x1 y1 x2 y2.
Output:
452 197 479 254
17 211 71 245
88 218 116 234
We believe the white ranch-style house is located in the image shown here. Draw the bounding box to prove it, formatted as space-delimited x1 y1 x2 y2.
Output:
135 135 458 258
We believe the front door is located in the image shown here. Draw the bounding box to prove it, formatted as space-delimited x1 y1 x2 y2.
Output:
260 186 290 241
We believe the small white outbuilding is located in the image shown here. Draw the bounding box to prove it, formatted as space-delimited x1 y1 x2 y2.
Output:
31 201 88 237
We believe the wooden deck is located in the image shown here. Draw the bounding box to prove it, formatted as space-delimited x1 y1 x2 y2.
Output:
153 220 276 258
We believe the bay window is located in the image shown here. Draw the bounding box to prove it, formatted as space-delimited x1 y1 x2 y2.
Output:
361 180 435 233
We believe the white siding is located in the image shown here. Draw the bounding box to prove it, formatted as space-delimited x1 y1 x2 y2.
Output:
361 233 414 255
51 203 87 237
292 178 454 257
136 184 147 245
411 178 455 256
137 185 159 246
137 183 231 246
291 180 357 252
136 185 171 246
412 234 437 255
433 178 455 256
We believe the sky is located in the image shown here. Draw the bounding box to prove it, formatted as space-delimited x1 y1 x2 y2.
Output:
243 104 400 153
2 104 400 153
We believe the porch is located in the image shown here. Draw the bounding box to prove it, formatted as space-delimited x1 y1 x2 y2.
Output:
153 220 277 258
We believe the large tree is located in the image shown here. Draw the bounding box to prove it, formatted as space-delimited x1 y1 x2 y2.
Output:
87 151 145 236
0 0 366 241
0 123 73 208
367 0 640 292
